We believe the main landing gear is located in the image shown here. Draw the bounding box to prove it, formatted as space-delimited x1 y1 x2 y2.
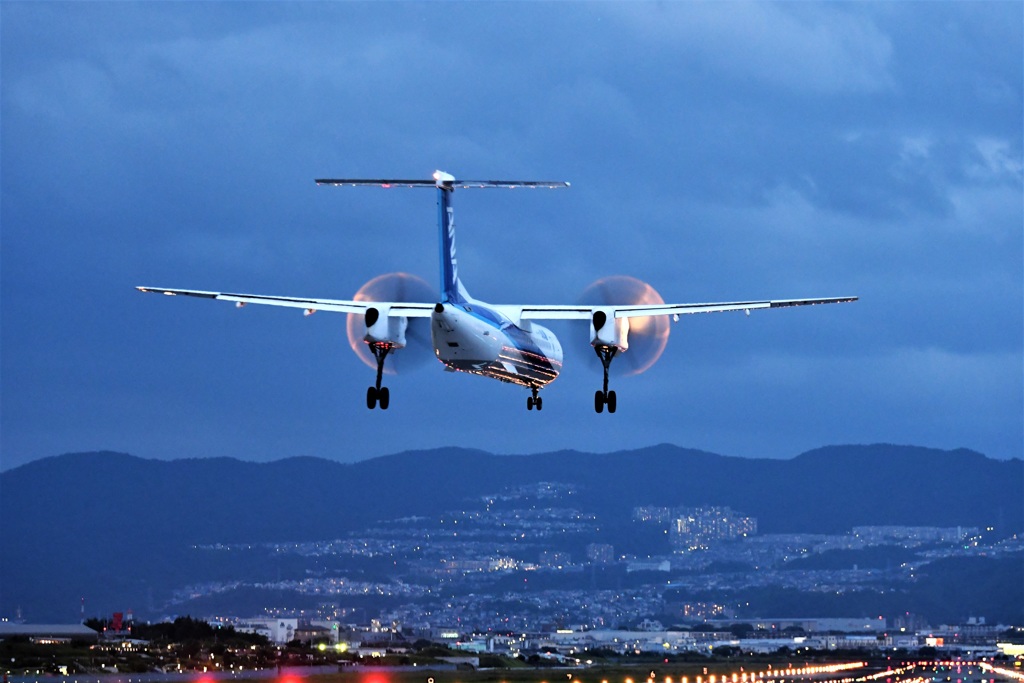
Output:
526 386 543 411
593 345 617 414
366 342 393 410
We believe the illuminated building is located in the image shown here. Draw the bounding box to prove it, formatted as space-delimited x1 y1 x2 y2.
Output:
586 543 615 564
670 506 758 551
539 551 572 568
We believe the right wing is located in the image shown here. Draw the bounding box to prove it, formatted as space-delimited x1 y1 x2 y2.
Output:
135 287 436 317
498 296 858 322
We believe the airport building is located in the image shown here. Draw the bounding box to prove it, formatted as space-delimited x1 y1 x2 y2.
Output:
0 623 99 643
703 617 888 633
229 617 298 644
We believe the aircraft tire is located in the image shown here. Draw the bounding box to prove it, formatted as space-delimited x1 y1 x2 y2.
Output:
594 390 605 413
527 396 534 411
536 396 543 411
607 390 617 414
366 386 377 410
379 386 390 410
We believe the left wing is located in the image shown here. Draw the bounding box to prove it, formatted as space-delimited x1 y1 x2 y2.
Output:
135 287 436 317
497 296 858 322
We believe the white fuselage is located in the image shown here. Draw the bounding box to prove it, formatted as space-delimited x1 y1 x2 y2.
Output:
431 301 563 389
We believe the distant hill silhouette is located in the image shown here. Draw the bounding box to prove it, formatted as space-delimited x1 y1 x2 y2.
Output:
2 444 1020 621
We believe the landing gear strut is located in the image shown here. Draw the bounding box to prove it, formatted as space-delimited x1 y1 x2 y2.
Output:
526 386 543 411
593 345 617 414
365 342 393 410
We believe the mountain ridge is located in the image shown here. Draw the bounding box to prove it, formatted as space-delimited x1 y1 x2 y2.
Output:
4 442 1015 476
3 443 1020 622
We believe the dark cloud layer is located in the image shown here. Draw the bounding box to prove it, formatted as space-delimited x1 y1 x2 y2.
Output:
2 2 1021 469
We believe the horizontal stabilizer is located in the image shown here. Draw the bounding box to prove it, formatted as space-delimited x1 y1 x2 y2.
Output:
316 176 569 190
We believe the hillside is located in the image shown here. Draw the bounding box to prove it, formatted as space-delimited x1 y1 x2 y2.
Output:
2 444 1020 621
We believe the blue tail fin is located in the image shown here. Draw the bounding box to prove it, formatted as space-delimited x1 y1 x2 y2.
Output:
435 172 471 304
315 170 570 305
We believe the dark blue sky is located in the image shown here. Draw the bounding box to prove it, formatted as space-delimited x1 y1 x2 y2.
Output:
2 2 1021 470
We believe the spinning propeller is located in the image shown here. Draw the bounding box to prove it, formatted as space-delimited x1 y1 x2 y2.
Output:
344 273 436 375
578 275 671 376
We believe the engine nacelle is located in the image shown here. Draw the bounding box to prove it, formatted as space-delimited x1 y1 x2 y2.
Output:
579 276 669 376
590 308 630 352
346 272 435 374
363 306 408 349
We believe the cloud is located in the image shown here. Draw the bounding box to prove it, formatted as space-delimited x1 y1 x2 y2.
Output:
968 137 1024 183
603 2 894 94
1 2 1020 471
646 343 1023 460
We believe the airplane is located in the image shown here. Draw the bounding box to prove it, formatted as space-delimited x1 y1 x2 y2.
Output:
138 170 857 413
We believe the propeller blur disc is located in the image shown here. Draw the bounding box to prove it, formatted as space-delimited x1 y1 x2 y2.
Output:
345 272 436 374
578 275 670 376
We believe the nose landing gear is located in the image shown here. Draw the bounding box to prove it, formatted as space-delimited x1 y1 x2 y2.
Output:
593 345 618 414
366 342 394 410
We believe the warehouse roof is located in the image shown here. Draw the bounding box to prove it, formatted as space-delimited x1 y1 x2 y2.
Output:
0 623 99 640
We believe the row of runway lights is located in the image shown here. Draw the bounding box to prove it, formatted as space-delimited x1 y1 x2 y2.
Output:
540 661 871 683
7 662 871 683
481 661 1024 683
978 662 1024 682
837 661 1024 683
3 662 865 683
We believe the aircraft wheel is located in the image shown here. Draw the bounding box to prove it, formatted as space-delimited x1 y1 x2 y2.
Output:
366 386 377 410
607 390 617 414
527 396 534 411
379 386 390 410
594 390 605 413
536 396 543 411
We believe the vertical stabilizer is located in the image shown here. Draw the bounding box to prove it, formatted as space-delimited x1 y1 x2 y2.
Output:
314 171 569 306
435 171 471 304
